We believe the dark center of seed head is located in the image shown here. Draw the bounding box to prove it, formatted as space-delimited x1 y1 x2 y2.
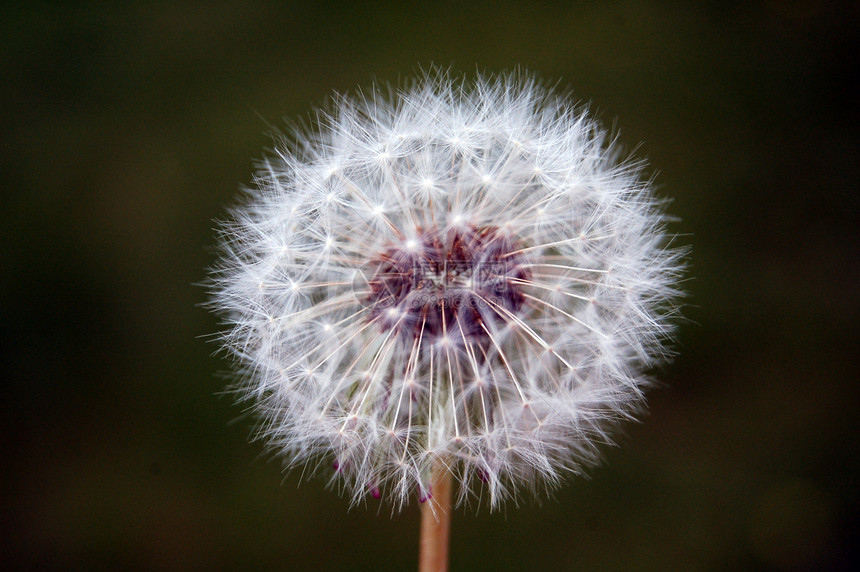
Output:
366 225 530 346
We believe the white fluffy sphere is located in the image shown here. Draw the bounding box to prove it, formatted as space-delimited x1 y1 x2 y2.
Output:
211 71 684 508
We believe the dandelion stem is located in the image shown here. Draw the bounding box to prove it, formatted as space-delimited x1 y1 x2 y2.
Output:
419 464 452 572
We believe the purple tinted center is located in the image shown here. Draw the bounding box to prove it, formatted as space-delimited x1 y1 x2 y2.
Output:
366 225 530 345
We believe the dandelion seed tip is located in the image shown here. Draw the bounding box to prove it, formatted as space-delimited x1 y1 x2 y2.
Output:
418 485 433 503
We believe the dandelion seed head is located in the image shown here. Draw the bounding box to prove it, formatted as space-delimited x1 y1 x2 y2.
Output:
210 70 685 510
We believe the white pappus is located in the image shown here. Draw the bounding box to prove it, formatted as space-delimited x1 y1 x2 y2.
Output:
210 70 685 509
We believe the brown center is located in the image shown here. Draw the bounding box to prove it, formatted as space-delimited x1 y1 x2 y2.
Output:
365 225 530 347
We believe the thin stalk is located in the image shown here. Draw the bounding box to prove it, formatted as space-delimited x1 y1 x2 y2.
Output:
418 465 453 572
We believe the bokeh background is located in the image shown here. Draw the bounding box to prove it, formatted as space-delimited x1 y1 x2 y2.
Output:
2 1 857 570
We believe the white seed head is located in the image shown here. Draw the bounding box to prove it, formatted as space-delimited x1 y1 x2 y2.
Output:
210 70 685 509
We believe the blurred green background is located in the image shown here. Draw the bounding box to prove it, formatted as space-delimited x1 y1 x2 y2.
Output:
2 1 857 570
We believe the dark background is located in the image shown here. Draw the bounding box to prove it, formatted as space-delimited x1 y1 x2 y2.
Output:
2 1 857 570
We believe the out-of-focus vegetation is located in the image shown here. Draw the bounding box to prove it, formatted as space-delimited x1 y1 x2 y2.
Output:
2 2 856 569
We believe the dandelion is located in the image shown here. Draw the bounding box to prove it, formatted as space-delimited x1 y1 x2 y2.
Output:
210 70 684 570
